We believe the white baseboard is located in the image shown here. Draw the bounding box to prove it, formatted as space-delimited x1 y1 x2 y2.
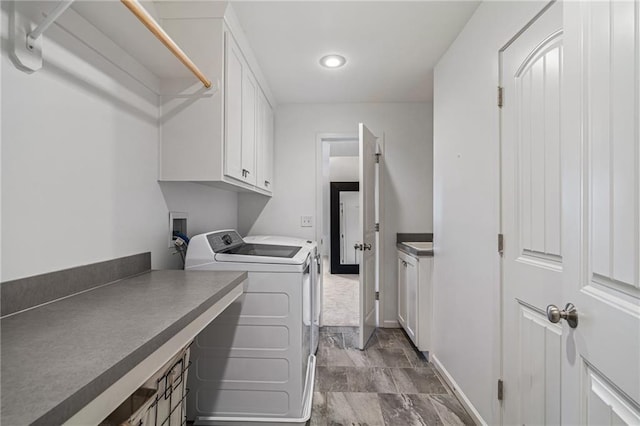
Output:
431 354 486 426
382 319 401 328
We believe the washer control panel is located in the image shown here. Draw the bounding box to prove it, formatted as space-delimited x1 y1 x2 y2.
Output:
206 230 244 253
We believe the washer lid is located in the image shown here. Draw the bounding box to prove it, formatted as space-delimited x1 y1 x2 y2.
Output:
220 243 301 258
213 251 309 266
202 230 309 265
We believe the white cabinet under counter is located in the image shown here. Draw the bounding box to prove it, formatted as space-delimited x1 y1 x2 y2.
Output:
397 246 433 352
158 5 274 196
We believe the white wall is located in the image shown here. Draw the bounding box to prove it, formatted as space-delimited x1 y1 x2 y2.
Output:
1 3 237 281
238 102 433 326
329 156 358 182
159 183 237 238
432 1 547 423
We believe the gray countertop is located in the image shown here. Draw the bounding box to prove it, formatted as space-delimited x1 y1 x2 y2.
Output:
396 233 434 257
397 242 434 257
1 269 247 426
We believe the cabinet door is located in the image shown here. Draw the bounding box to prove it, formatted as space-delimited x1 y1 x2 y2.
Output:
224 32 244 181
255 91 265 189
397 255 407 327
241 67 257 185
405 256 418 345
255 90 273 193
263 95 274 192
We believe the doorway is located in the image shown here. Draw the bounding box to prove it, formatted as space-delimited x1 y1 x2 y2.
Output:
316 128 382 349
318 136 360 327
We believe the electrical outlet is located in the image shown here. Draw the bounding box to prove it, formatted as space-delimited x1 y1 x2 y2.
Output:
301 216 313 227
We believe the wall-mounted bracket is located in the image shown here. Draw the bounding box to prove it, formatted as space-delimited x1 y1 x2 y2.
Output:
13 0 75 72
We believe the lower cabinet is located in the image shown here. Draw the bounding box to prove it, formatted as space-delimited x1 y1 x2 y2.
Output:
397 250 433 352
397 256 407 328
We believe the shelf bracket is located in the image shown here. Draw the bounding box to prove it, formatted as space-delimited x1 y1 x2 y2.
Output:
27 1 75 50
13 0 75 71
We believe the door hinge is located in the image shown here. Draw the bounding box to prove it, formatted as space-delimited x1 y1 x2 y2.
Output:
375 291 380 301
497 379 504 401
375 223 380 232
498 86 504 108
498 233 504 256
375 153 381 164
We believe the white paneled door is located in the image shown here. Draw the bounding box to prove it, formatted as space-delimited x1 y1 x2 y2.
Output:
502 1 640 424
501 3 564 424
562 1 640 424
359 123 377 350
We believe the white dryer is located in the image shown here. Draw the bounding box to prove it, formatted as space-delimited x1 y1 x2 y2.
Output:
184 230 315 425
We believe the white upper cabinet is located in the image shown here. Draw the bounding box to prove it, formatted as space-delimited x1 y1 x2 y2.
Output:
240 59 258 186
224 32 244 182
265 101 274 192
256 88 274 193
158 5 274 196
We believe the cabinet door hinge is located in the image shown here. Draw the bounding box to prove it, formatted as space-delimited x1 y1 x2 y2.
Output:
498 379 504 401
498 233 504 256
375 291 380 301
375 153 381 164
375 223 380 232
498 86 504 108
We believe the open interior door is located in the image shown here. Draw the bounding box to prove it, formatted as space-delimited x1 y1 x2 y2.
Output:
358 123 377 349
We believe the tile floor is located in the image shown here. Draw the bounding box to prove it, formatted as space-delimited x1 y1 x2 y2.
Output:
322 257 359 326
309 327 475 426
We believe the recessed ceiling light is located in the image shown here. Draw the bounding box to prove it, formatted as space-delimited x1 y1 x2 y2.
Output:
320 54 346 69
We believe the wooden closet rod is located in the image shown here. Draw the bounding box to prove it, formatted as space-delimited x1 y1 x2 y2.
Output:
120 0 212 88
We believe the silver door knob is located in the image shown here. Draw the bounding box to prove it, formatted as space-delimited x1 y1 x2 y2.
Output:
546 303 578 328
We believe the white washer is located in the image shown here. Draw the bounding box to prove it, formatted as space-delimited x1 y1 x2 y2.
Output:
243 235 322 354
185 230 315 425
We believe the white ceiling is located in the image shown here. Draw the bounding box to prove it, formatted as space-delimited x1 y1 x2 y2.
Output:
231 1 479 104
